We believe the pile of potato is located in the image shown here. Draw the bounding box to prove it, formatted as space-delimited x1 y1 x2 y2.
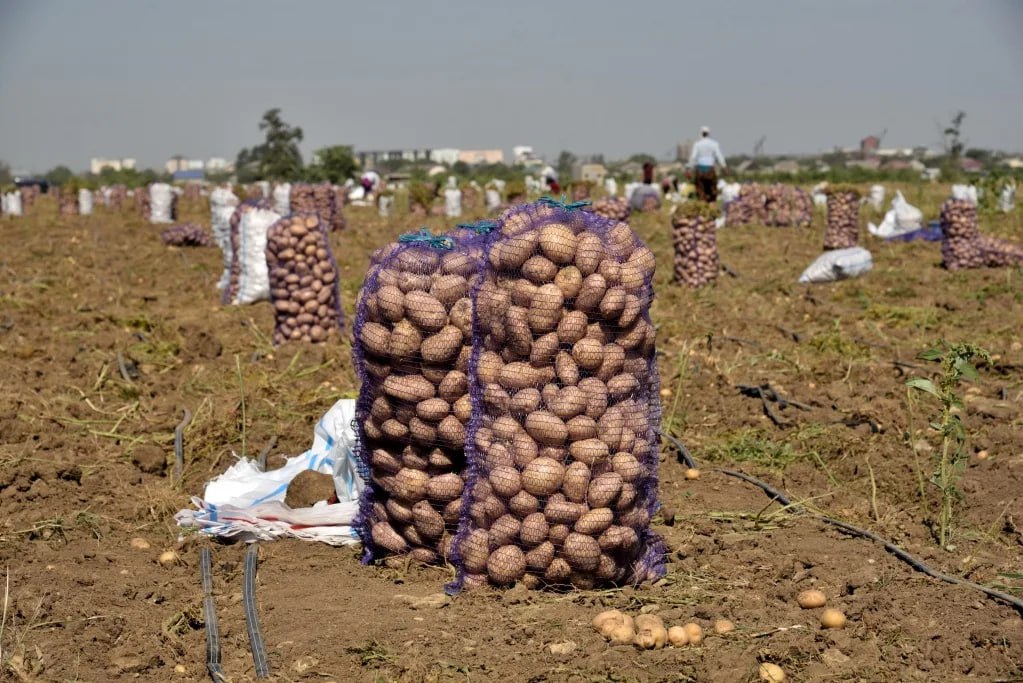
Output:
941 198 1023 269
763 184 812 227
160 223 213 247
107 185 127 211
19 185 39 209
570 181 593 202
455 202 662 590
590 196 631 222
671 202 719 288
266 213 344 344
290 183 339 230
57 187 79 217
222 199 271 305
135 185 151 220
822 186 861 249
331 185 347 232
723 184 766 226
354 232 489 564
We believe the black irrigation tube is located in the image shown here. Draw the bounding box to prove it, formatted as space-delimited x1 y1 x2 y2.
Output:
199 548 226 682
660 432 1023 614
244 545 270 678
174 409 192 484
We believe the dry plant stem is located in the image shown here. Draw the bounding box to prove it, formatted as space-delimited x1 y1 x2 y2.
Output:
0 567 9 664
173 408 192 485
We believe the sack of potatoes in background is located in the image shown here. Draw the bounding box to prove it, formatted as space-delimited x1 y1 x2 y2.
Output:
823 186 861 250
451 200 666 592
352 225 494 566
941 198 1023 270
763 184 813 228
671 202 720 288
266 213 345 344
589 196 631 223
724 183 766 227
221 199 272 305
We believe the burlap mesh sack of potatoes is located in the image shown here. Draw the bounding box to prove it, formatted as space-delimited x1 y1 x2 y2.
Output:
135 185 151 221
671 202 720 288
589 196 631 222
763 184 813 228
450 198 665 591
724 183 766 227
266 213 344 344
823 186 861 250
352 223 496 566
58 186 80 217
941 198 1023 270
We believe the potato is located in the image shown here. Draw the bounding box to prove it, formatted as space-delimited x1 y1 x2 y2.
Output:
575 507 613 535
538 223 578 264
543 557 572 583
588 472 623 508
360 322 391 357
460 528 491 573
512 431 540 465
411 501 445 539
570 337 603 371
527 284 564 333
562 532 601 572
548 523 570 547
370 448 402 475
611 452 644 482
566 415 598 442
425 473 463 502
403 291 447 332
633 614 667 650
554 266 583 299
550 386 587 420
510 388 542 416
595 344 626 382
524 411 568 446
489 514 522 547
607 373 640 400
575 274 607 312
499 361 539 391
430 274 468 305
520 456 566 496
555 351 580 386
384 497 414 524
371 521 409 553
526 541 556 571
574 232 604 275
487 545 526 585
393 468 430 502
556 311 588 344
489 465 522 498
521 255 558 283
421 326 462 363
578 378 609 419
509 490 540 518
598 287 627 320
544 499 586 525
519 512 550 547
569 438 610 466
529 332 560 366
598 525 639 553
389 319 422 359
416 397 450 422
437 415 465 446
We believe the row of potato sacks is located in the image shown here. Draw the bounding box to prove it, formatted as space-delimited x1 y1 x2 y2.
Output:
353 200 666 591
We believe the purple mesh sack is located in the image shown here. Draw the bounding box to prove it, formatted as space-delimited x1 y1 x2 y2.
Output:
671 203 720 288
941 198 1023 269
352 224 495 565
222 199 272 305
823 187 861 250
724 183 766 227
266 213 344 344
161 223 213 247
450 198 665 592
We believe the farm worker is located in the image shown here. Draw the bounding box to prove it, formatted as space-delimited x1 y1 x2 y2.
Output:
687 126 727 202
642 162 655 185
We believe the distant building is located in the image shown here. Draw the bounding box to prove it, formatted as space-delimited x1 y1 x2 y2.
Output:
207 157 230 171
960 158 984 173
846 158 882 170
771 160 801 174
458 149 504 165
357 149 433 167
883 159 911 171
431 148 460 165
579 163 607 184
172 169 205 183
860 136 881 156
513 146 540 165
90 157 136 174
1004 157 1023 169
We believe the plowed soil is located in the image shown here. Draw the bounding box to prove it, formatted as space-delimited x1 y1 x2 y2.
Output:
1 188 1021 682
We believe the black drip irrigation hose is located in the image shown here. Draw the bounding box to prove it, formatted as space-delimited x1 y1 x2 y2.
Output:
659 432 1023 614
199 548 226 682
244 545 270 678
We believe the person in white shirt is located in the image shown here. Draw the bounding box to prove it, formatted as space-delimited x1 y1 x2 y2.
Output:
687 126 727 202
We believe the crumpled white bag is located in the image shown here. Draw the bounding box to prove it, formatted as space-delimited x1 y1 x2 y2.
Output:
892 190 923 231
867 184 885 211
272 182 291 216
175 399 364 545
799 247 873 283
951 184 978 205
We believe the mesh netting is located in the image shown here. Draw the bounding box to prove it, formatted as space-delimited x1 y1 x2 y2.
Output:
589 196 631 222
160 223 213 247
266 213 345 344
290 183 340 231
671 203 720 288
222 199 272 305
107 185 127 211
941 199 1023 270
332 186 348 232
823 188 861 250
461 185 481 212
19 185 39 209
57 188 79 217
135 185 151 220
352 225 493 565
450 198 665 591
724 183 766 226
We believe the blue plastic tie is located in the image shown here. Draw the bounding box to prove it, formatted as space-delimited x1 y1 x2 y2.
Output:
539 194 592 211
398 227 453 250
455 219 499 235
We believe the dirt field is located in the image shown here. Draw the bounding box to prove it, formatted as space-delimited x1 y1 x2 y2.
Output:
1 188 1021 682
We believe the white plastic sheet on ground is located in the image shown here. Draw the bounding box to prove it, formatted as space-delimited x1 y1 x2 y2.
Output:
235 207 280 304
78 189 93 215
799 247 873 283
175 399 363 545
272 182 291 216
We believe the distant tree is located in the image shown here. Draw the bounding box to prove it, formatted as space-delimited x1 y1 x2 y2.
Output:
306 145 357 184
451 160 471 176
556 150 578 181
234 147 260 183
943 111 967 160
45 165 74 186
964 148 993 163
0 159 11 186
258 108 304 181
628 153 656 165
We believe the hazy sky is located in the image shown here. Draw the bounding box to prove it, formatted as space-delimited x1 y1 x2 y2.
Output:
1 0 1021 173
